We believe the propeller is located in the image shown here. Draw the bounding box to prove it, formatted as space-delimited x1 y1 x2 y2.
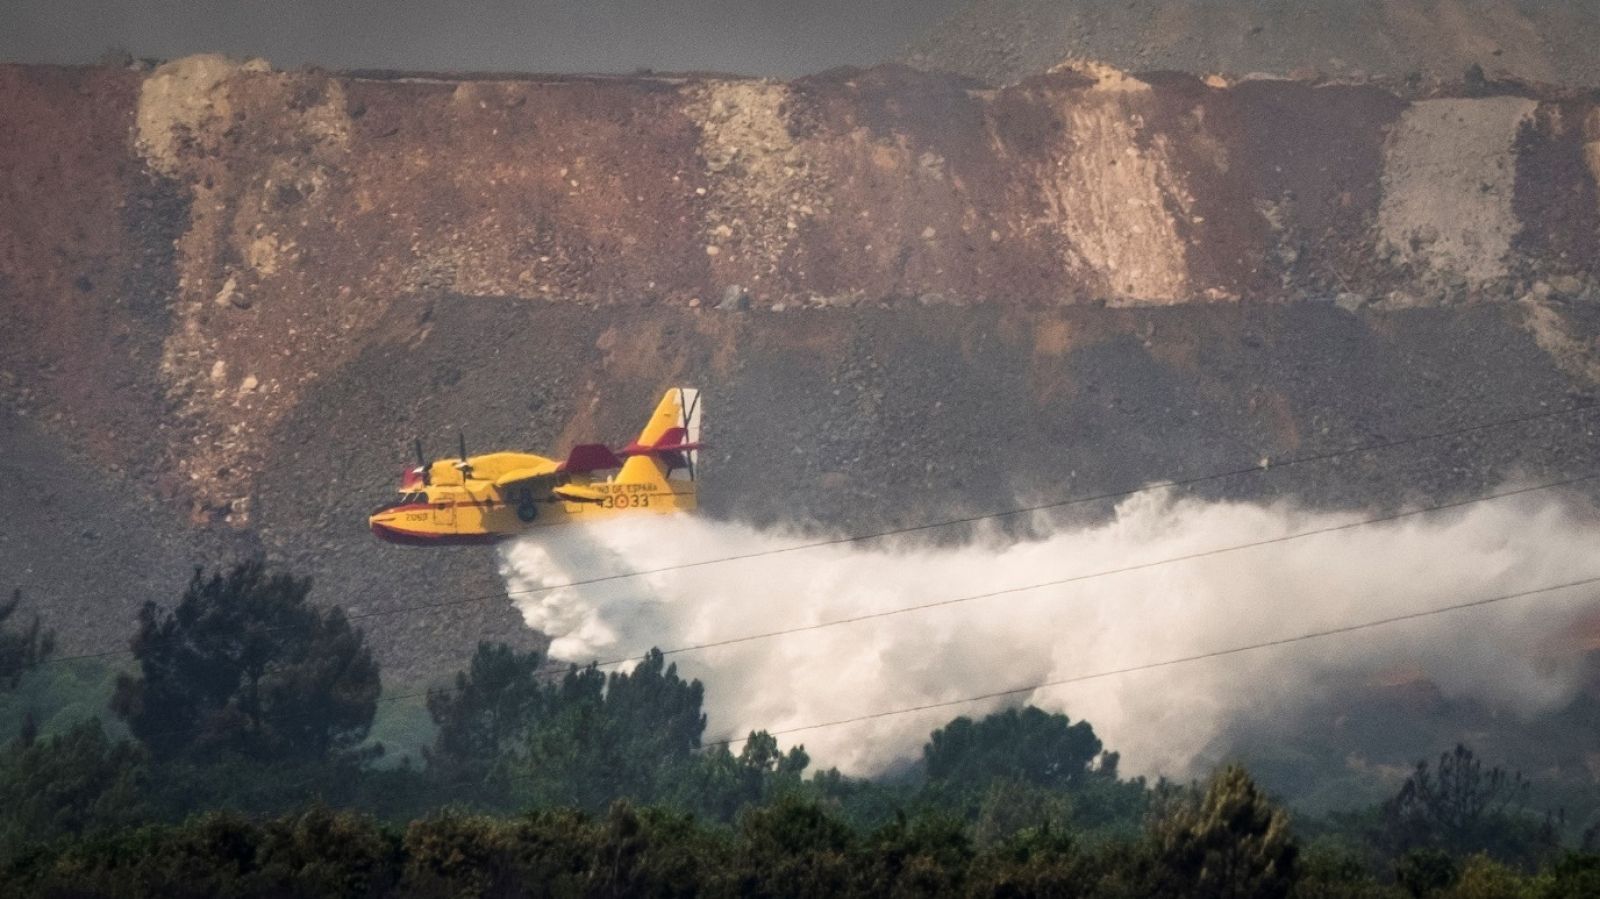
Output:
412 438 431 486
455 431 473 479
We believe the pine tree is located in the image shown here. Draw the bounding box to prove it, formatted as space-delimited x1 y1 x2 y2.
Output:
1152 764 1299 899
424 641 545 785
111 561 381 766
0 588 54 690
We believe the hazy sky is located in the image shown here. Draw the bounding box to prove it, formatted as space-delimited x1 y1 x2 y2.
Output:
4 0 965 76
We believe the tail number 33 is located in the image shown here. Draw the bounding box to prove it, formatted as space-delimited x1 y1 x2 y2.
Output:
602 494 652 510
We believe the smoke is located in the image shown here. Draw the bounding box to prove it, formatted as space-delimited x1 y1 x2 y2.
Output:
498 488 1600 779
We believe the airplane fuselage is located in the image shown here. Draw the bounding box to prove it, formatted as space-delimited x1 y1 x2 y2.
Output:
368 452 695 545
370 388 702 546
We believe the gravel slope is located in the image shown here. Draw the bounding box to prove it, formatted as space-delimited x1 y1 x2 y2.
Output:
906 0 1600 88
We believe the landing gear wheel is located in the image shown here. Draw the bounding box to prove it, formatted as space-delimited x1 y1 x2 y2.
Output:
516 489 539 523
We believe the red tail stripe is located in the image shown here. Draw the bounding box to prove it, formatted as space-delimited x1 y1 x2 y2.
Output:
618 426 702 457
619 441 704 456
557 443 624 474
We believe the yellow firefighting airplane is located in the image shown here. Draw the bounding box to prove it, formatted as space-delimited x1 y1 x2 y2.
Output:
368 388 701 546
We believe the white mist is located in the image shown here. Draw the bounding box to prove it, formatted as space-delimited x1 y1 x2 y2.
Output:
498 488 1600 778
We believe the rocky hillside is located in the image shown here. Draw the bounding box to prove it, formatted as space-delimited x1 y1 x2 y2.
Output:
3 57 1600 681
906 0 1600 88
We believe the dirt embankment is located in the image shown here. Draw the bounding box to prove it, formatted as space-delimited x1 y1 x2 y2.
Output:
907 0 1600 89
4 58 1600 678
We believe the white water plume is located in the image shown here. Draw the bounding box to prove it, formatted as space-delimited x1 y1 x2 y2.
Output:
497 488 1600 779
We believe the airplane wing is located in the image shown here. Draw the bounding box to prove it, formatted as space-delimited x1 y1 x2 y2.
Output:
496 446 620 504
552 483 606 503
493 467 560 495
494 471 606 504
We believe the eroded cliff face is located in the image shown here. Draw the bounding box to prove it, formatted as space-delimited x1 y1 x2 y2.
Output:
3 58 1600 676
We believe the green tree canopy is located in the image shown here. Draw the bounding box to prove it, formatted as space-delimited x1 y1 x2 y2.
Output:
0 588 54 690
924 706 1115 790
423 644 817 821
1152 764 1299 899
111 561 381 766
424 641 544 784
1381 744 1558 867
684 730 810 821
734 794 860 897
511 649 707 811
0 719 150 853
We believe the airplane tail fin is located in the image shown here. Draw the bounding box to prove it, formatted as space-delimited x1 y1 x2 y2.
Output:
616 387 701 510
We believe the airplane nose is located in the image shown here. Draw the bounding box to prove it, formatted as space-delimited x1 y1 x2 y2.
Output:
369 507 402 538
369 517 405 544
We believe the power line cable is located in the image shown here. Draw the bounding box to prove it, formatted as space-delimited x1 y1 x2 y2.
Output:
345 400 1600 626
106 469 1600 749
36 400 1599 668
572 473 1600 671
264 574 1600 801
399 569 1600 797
